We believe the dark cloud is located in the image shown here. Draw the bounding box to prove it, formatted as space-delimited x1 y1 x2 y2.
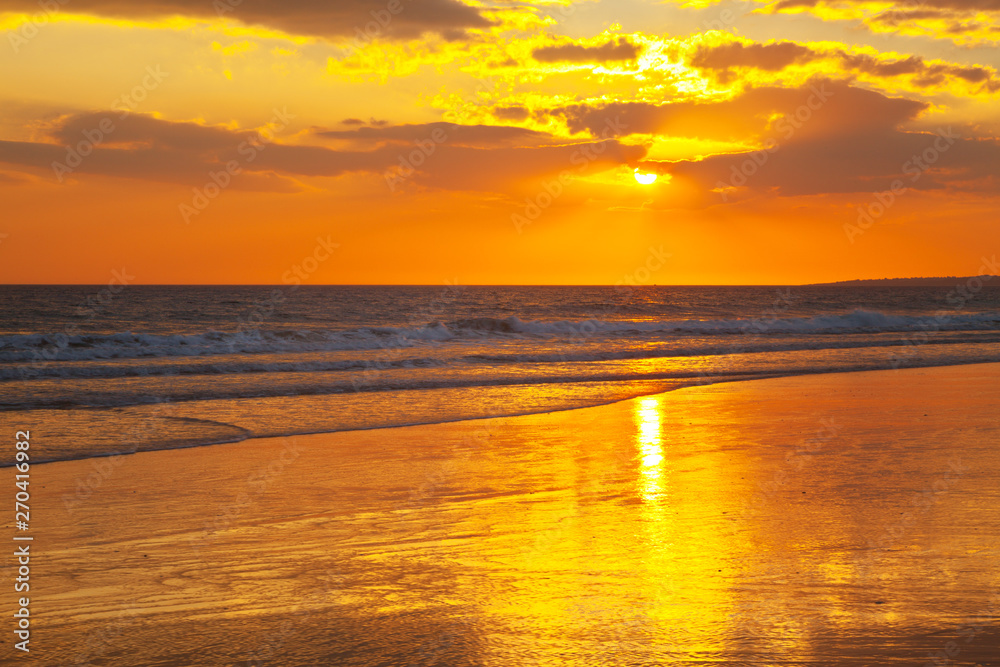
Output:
532 37 640 63
690 41 812 72
867 7 1000 40
839 52 1000 91
773 0 1000 9
633 83 1000 198
0 112 643 194
0 129 301 191
490 57 519 68
551 80 926 142
0 0 495 39
339 118 389 127
493 106 530 122
765 0 1000 42
688 40 1000 92
662 126 1000 199
50 112 250 151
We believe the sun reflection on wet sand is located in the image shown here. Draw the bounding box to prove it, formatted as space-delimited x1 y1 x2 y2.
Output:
635 395 665 503
23 365 1000 665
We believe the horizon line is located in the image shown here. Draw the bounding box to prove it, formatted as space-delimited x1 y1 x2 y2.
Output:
3 277 998 288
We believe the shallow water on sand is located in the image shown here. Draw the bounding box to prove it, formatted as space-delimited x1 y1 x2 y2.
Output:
19 365 1000 666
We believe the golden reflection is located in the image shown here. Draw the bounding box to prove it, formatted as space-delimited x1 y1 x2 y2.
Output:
470 377 903 662
635 395 665 502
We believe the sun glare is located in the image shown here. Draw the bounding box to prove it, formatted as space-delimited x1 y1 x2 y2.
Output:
634 169 658 185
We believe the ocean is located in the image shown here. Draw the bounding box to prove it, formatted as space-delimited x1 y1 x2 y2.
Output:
3 283 1000 465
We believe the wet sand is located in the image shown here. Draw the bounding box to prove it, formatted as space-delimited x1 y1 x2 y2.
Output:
5 364 1000 665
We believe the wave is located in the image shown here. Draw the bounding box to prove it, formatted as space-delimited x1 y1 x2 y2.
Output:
0 361 941 411
2 355 448 381
6 331 1000 381
492 310 1000 336
5 351 1000 412
2 309 998 364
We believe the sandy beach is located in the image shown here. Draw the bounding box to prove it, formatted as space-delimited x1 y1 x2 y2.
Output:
5 363 1000 665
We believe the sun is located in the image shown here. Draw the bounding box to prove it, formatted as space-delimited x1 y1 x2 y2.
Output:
634 168 657 185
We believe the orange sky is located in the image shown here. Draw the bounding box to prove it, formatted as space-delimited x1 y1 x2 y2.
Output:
1 0 998 284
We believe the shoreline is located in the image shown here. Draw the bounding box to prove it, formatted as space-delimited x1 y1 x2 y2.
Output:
9 357 1000 468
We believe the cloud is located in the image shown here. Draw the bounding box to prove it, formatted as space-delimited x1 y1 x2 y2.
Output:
0 112 643 194
493 106 531 122
690 41 813 72
660 0 1000 43
337 117 389 127
0 0 495 39
771 0 1000 11
838 52 1000 92
316 122 556 147
663 126 1000 199
688 38 1000 92
540 80 999 199
532 37 640 63
634 82 1000 198
550 80 926 143
0 171 29 185
50 112 250 151
758 0 1000 44
390 140 646 192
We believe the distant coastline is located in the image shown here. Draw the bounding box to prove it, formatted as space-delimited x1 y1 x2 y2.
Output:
806 275 1000 287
